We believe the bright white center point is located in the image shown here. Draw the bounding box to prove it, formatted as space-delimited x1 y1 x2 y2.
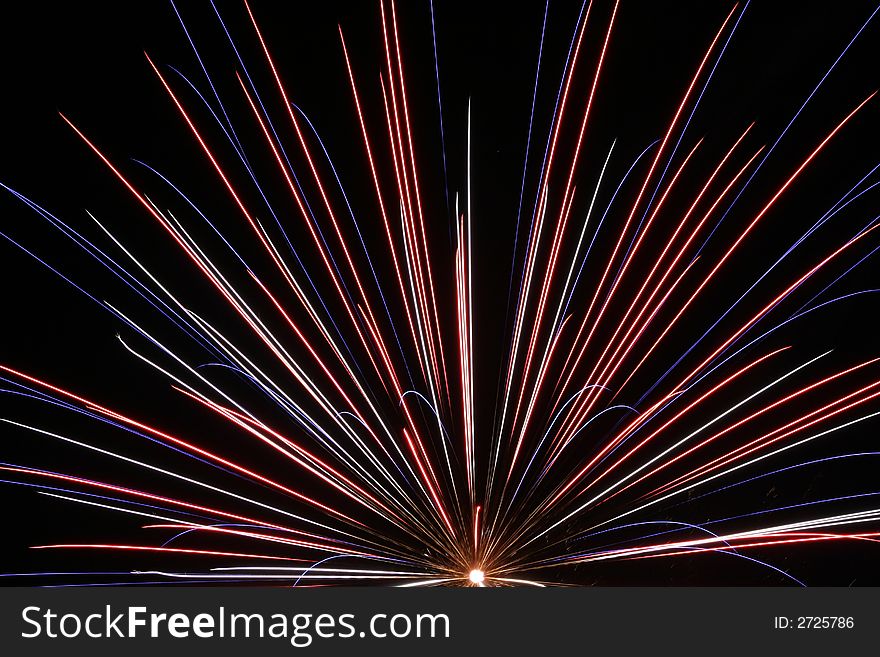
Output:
468 569 485 585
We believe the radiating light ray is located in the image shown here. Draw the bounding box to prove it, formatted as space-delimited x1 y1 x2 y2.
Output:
1 0 879 587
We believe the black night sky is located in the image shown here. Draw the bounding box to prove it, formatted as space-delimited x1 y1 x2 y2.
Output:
1 1 880 586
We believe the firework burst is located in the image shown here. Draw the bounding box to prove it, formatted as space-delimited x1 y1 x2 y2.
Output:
2 0 880 586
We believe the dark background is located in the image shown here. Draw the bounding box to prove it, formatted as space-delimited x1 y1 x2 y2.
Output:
0 0 879 585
